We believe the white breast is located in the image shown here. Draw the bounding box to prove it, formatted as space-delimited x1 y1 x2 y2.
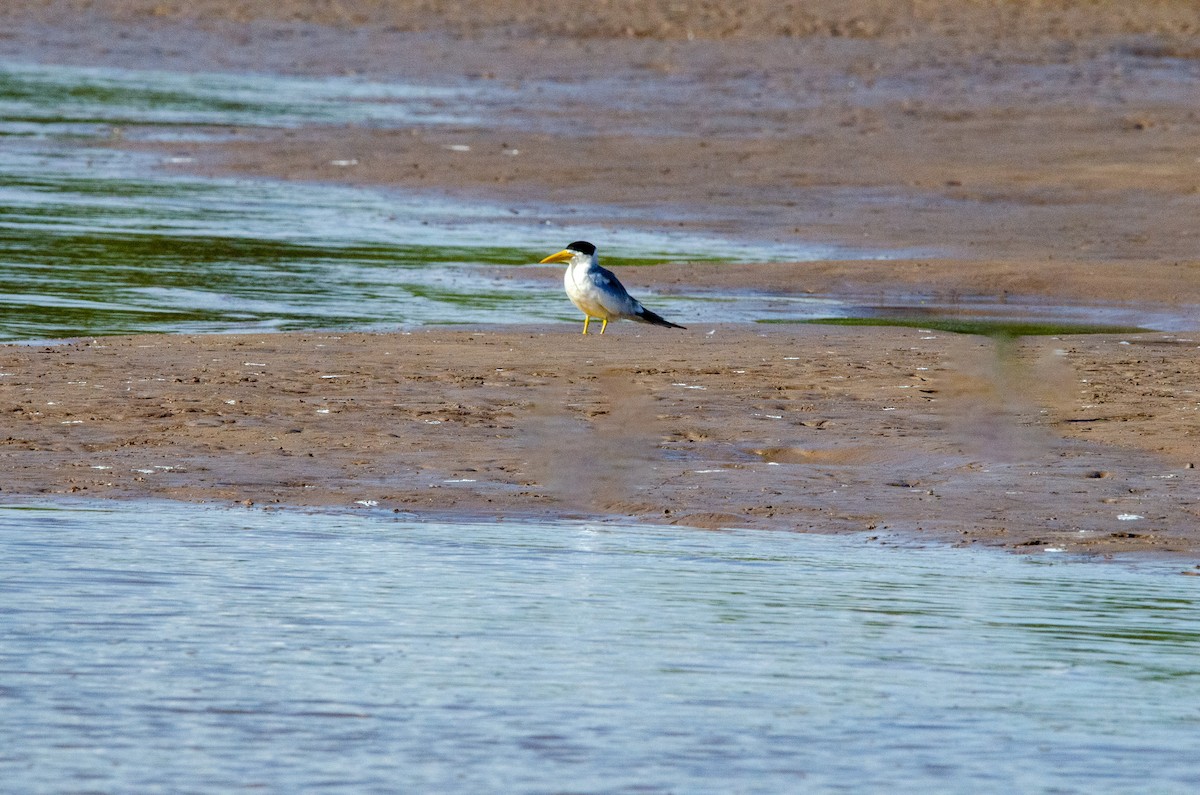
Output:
565 262 615 319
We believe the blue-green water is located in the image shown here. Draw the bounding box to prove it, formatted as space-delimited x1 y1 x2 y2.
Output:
0 60 478 135
1 502 1198 793
1 60 867 341
3 59 1189 341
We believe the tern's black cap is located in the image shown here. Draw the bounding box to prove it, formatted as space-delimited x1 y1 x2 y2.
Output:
566 241 596 255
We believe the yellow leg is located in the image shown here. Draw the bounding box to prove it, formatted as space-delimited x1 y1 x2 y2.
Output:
600 318 608 334
582 315 591 335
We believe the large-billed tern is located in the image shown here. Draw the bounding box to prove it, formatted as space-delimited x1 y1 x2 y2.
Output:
539 241 686 335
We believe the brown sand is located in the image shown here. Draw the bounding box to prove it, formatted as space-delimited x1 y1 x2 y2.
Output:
4 327 1198 556
3 1 1200 556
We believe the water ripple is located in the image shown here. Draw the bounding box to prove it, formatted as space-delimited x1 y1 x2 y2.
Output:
1 502 1198 793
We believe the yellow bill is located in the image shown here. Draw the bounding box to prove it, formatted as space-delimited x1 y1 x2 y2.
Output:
539 249 574 264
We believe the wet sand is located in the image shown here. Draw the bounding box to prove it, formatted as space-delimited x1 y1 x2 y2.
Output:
4 327 1198 556
3 1 1200 555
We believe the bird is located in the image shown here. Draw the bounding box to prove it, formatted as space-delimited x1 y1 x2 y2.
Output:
538 241 686 335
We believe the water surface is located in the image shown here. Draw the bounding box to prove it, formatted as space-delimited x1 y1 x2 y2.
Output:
2 502 1198 793
1 58 1192 342
0 60 872 341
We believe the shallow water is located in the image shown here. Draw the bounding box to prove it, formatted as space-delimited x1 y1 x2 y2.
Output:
3 139 857 340
1 60 881 341
2 501 1198 793
3 58 1194 342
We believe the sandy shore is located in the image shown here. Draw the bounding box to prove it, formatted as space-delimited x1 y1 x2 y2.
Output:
3 327 1198 556
3 1 1200 555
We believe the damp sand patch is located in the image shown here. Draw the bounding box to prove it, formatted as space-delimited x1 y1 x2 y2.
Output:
770 316 1153 337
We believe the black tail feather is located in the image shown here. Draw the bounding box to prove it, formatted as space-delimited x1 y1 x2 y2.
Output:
636 307 686 329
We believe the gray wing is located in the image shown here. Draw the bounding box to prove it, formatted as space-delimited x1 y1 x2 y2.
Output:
588 265 642 316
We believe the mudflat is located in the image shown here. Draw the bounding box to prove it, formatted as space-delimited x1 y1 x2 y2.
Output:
2 0 1199 555
4 327 1197 555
